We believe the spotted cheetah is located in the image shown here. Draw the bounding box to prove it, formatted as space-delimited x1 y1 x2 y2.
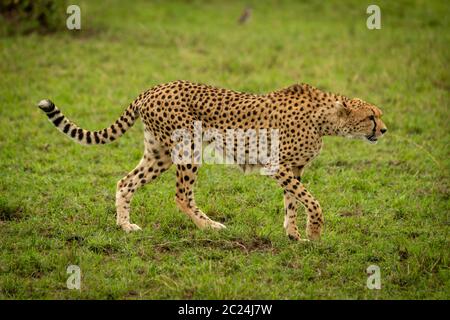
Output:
38 80 387 241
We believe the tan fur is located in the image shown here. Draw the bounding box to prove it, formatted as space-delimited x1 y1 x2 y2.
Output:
38 80 387 240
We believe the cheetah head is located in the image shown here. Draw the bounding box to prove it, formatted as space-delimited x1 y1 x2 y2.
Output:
335 98 387 144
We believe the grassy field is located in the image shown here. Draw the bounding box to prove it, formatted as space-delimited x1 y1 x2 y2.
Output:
0 0 449 299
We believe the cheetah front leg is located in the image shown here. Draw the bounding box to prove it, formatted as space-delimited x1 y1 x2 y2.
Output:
283 191 303 241
283 166 306 240
175 164 226 230
273 165 323 241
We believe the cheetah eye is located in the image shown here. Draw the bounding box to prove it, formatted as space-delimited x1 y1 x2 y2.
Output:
368 115 375 121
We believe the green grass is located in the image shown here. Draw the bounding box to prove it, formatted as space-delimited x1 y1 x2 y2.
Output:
0 0 449 299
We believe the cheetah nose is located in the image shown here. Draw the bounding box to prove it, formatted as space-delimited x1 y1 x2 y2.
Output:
380 128 387 134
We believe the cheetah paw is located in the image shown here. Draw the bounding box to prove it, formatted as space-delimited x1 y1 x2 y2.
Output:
306 230 321 241
288 232 310 242
208 220 227 230
120 223 142 233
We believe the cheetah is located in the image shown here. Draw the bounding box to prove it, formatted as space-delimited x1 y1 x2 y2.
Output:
38 80 387 241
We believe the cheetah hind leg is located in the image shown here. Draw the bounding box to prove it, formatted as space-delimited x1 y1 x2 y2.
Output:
116 150 172 232
175 164 226 230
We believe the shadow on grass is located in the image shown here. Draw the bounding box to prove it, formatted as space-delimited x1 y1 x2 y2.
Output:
0 201 24 222
137 236 282 255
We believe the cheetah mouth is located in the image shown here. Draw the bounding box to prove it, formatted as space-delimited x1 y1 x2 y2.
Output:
366 135 378 144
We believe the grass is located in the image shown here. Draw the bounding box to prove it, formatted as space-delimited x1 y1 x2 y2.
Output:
0 0 449 299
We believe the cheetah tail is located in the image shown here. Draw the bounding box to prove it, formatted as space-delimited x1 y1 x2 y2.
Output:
37 99 139 145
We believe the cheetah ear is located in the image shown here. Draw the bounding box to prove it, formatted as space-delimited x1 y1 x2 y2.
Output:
335 102 351 118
